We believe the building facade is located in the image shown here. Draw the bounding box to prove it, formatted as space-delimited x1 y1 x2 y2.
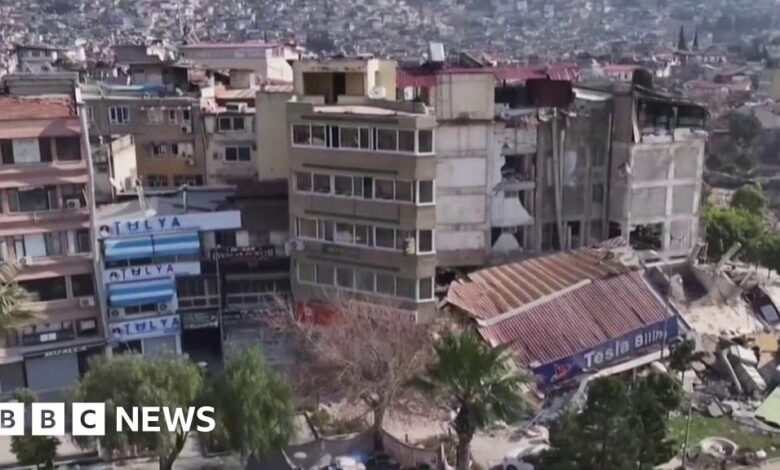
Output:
82 83 206 190
0 92 103 394
95 196 242 358
286 58 438 321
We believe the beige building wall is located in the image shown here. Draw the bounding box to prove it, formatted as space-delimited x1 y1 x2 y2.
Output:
256 91 293 180
85 96 206 187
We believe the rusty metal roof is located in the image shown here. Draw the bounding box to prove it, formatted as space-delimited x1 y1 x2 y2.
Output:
477 271 669 369
447 249 633 321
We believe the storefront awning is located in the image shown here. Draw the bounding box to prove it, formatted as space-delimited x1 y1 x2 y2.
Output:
104 232 200 261
108 278 175 307
151 232 200 257
104 236 154 261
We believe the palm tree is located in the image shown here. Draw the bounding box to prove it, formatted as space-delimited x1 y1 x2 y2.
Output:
418 330 527 470
0 278 29 332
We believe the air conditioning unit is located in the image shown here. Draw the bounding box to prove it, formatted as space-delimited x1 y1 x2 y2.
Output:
403 237 416 255
78 296 95 308
157 302 170 313
18 256 33 267
368 86 386 99
181 124 192 133
65 198 81 209
109 308 122 318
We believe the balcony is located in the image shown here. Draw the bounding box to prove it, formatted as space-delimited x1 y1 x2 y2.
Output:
0 160 87 188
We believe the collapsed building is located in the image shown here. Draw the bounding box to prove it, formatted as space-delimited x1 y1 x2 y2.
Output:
397 63 708 266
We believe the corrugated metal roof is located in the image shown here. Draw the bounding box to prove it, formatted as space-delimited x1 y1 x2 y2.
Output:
447 249 632 321
477 271 669 368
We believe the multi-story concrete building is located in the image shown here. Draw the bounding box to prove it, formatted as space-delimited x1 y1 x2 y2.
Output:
82 82 206 189
178 42 300 82
203 100 258 185
287 58 438 321
0 89 103 394
95 191 241 358
609 86 707 259
397 64 705 263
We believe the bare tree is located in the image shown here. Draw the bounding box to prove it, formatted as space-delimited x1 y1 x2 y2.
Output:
275 293 433 451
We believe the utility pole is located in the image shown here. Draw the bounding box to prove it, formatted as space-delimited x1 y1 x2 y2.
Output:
215 246 224 363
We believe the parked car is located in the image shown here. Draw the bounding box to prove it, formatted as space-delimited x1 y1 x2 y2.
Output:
502 444 549 470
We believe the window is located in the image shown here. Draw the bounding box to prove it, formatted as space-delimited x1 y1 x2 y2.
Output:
218 116 245 131
44 232 64 257
311 125 327 146
334 175 353 196
376 129 397 151
8 186 58 213
297 218 317 238
317 220 334 241
355 225 372 246
316 265 334 285
182 109 191 122
339 127 369 149
418 130 434 153
396 181 413 202
375 227 395 249
147 108 164 124
592 183 605 204
214 230 237 248
313 174 331 194
376 274 395 296
146 175 168 188
292 124 311 145
356 270 375 292
336 267 354 289
71 274 95 297
418 180 434 204
418 278 434 300
335 223 354 244
298 262 315 282
396 230 414 251
418 230 434 253
398 130 415 152
225 146 251 162
75 229 91 253
168 109 182 124
151 143 167 157
18 277 67 302
396 278 416 300
375 179 394 200
363 178 374 200
296 172 312 192
108 106 130 124
55 137 81 161
173 175 203 186
353 176 364 197
61 184 86 207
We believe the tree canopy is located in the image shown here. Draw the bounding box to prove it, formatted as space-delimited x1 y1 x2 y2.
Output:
211 347 296 462
418 330 526 470
731 184 767 215
10 389 59 470
537 373 682 470
702 204 764 261
71 354 204 470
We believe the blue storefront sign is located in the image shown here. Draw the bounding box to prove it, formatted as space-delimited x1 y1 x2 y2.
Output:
533 317 679 388
109 314 181 342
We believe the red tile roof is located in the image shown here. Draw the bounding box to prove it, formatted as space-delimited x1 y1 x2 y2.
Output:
477 271 669 369
397 64 579 88
447 249 632 321
0 96 75 121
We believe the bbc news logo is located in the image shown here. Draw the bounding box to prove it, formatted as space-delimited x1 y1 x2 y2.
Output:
0 403 215 436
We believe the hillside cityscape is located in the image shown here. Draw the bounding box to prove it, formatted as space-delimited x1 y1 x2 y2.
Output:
2 0 780 469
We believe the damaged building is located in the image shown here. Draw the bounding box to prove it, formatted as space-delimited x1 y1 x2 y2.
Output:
397 61 707 267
